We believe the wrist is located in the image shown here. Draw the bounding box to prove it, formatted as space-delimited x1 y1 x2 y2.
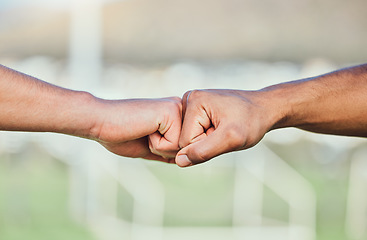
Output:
63 90 102 140
263 90 290 131
238 88 291 132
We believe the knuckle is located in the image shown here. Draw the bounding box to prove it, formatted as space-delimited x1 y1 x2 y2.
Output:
150 145 167 157
152 143 163 152
172 96 182 103
167 98 182 111
188 89 204 100
167 96 182 106
184 89 206 103
161 101 182 121
149 144 160 155
182 90 192 102
152 137 180 154
151 141 166 153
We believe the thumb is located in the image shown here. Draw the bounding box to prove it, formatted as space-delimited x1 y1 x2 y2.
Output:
175 126 241 167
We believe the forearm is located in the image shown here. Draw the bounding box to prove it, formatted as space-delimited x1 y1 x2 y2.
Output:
261 64 367 137
0 65 97 138
0 65 181 162
176 64 367 167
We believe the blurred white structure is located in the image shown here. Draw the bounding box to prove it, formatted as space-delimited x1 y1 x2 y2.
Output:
0 0 365 238
2 55 367 239
36 135 316 240
232 145 316 240
346 148 367 240
69 0 103 94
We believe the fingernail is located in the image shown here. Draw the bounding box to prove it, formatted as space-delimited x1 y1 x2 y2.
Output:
176 155 192 167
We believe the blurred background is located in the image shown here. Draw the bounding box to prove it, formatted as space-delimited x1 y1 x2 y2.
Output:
0 0 367 240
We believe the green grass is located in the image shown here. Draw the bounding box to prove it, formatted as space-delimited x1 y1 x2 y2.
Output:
267 139 355 240
0 149 96 240
1 139 366 240
151 163 235 227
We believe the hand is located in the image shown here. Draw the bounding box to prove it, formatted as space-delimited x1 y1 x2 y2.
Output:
91 97 182 163
175 89 279 167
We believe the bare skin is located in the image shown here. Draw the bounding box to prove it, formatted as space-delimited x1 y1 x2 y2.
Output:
0 65 181 162
176 64 367 167
2 63 367 167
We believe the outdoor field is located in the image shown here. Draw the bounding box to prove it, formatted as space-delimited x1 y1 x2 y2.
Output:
1 0 367 240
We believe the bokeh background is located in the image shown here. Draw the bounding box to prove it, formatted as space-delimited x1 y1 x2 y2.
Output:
1 0 367 240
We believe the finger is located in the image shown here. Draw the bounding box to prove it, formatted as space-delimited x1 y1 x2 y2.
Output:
206 126 215 136
175 126 243 167
144 152 175 163
114 98 181 143
179 93 212 149
148 132 179 159
182 126 215 146
149 98 182 157
159 110 182 149
181 90 192 121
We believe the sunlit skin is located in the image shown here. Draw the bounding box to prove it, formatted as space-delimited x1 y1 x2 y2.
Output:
0 65 181 162
1 63 367 167
176 64 367 167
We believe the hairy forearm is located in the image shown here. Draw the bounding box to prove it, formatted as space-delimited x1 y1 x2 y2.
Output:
0 65 97 138
261 64 367 137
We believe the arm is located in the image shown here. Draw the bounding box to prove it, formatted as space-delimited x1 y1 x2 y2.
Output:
176 63 367 167
0 65 181 162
